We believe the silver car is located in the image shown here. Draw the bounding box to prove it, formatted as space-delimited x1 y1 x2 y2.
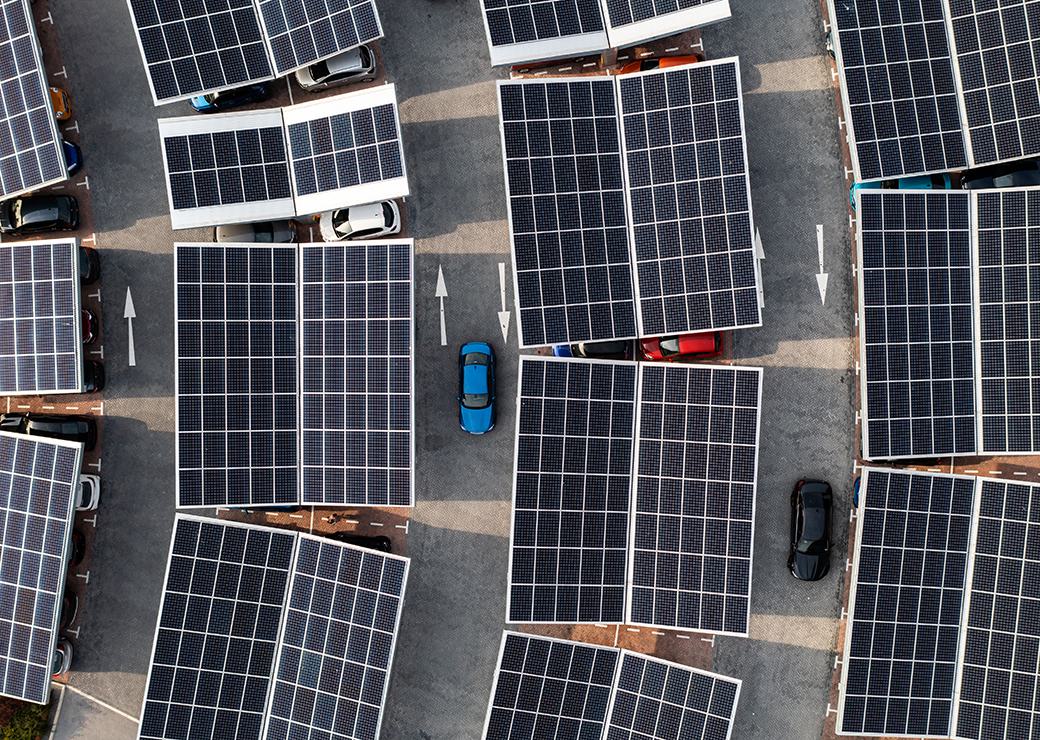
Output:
296 45 377 91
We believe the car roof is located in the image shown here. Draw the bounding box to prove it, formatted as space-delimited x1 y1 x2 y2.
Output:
324 47 365 74
463 364 489 393
343 202 383 231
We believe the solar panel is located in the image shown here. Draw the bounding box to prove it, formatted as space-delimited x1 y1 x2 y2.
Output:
284 84 408 217
0 239 82 396
138 516 297 740
175 243 299 509
856 190 976 459
628 364 760 636
602 0 731 49
255 0 382 76
617 59 761 336
837 468 975 737
158 110 296 230
498 78 637 348
0 433 81 704
826 0 968 181
955 478 1040 740
946 0 1040 166
125 0 275 105
509 357 636 624
482 631 620 740
604 651 741 740
264 535 407 740
479 0 608 67
299 241 413 507
0 0 67 198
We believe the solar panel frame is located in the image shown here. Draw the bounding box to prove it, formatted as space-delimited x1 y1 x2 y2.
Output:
0 0 68 199
255 0 384 76
0 238 83 396
0 432 81 705
283 83 409 217
298 240 414 508
601 0 731 50
158 109 297 230
479 0 609 67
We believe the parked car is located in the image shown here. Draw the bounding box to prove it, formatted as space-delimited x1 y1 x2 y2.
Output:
67 529 86 568
190 83 272 113
849 173 955 209
82 360 104 394
60 592 78 631
551 345 573 358
81 309 97 345
962 159 1040 189
52 639 72 677
77 474 100 511
319 201 401 241
459 342 495 435
569 340 634 360
0 195 79 235
640 332 722 362
215 220 297 243
79 246 99 285
0 413 97 450
296 45 377 91
50 86 71 121
617 53 704 75
63 139 82 176
328 532 392 552
788 479 833 581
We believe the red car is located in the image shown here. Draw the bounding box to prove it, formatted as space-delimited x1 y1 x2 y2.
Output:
640 332 723 362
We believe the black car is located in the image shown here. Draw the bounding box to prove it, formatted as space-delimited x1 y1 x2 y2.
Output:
0 195 78 235
568 340 634 360
68 529 86 568
328 532 393 553
789 479 833 581
79 246 99 285
82 360 105 394
191 83 272 113
0 413 97 450
962 159 1040 189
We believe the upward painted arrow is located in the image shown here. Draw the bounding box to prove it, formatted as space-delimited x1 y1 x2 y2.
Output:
124 287 137 367
435 265 447 347
815 224 828 305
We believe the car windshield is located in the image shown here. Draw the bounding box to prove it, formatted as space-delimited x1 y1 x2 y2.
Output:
311 60 331 80
659 337 680 357
382 202 394 224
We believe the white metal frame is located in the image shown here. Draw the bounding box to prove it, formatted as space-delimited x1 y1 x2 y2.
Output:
603 0 730 49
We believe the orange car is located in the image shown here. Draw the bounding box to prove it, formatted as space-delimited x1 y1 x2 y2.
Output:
49 86 71 121
617 53 705 75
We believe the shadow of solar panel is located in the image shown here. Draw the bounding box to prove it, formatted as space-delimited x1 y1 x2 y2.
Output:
858 191 976 458
138 517 297 740
175 244 299 508
618 60 760 335
299 242 413 507
509 357 636 623
264 536 406 740
628 364 760 635
256 0 382 75
498 78 637 347
838 469 975 737
828 0 967 180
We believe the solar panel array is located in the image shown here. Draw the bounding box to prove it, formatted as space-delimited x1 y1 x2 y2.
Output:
0 240 82 396
827 0 968 181
604 651 740 740
0 433 81 704
510 357 636 623
628 365 760 636
480 0 608 66
126 0 275 104
299 242 413 507
618 59 760 336
601 0 730 49
857 190 977 459
839 469 975 737
175 243 299 509
255 0 382 75
0 0 66 198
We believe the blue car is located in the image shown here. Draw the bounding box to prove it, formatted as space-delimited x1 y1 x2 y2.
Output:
459 342 495 434
190 83 271 113
849 173 954 209
62 140 81 176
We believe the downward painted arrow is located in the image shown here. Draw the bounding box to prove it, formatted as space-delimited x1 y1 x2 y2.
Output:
497 262 511 343
124 287 137 367
815 224 828 305
435 265 448 347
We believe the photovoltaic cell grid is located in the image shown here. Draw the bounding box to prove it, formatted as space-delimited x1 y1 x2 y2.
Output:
629 365 760 636
482 0 605 52
0 0 65 198
300 243 413 507
946 0 1040 166
602 0 730 41
858 191 976 459
264 536 407 740
138 517 297 740
0 433 79 704
175 244 299 508
483 632 619 740
510 358 636 624
0 240 81 395
955 479 1040 740
126 0 274 104
604 652 740 740
838 469 975 737
618 60 760 335
827 0 968 181
976 189 1040 454
255 0 382 75
499 78 637 347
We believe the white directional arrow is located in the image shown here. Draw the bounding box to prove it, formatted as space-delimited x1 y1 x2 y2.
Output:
435 265 448 347
497 262 511 343
815 224 828 305
754 228 765 309
123 287 137 367
754 227 765 260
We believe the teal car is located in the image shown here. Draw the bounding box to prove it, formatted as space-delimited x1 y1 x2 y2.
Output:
459 342 495 434
849 173 955 209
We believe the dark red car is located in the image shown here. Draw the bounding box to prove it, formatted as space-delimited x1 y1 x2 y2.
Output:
640 332 722 362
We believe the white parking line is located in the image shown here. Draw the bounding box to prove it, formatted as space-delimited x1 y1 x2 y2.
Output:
56 682 140 724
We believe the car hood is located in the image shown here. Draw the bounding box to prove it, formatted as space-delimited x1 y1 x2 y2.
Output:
790 550 829 581
460 404 494 434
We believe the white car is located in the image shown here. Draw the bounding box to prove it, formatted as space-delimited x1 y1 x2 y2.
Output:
77 474 100 511
295 45 377 91
319 200 401 242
